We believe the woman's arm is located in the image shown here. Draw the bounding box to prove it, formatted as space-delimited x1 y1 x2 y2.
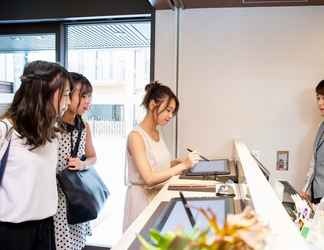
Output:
68 122 97 170
300 158 315 200
170 159 183 167
301 123 323 199
128 131 199 187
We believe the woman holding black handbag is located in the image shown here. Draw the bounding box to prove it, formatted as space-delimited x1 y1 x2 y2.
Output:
54 72 97 250
0 60 71 250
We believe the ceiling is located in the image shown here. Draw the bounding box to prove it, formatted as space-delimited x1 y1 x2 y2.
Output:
148 0 324 9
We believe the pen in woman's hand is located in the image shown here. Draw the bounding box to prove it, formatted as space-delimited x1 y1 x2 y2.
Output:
186 148 209 161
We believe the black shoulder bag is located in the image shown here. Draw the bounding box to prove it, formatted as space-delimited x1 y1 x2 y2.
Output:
57 128 110 224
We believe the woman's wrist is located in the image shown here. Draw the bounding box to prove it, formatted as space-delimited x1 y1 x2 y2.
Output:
182 159 192 169
174 162 188 175
79 161 88 170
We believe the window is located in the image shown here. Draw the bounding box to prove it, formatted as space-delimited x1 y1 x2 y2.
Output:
0 33 57 114
66 20 151 247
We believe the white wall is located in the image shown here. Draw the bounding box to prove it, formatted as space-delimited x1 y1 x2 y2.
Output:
154 10 178 157
155 6 324 190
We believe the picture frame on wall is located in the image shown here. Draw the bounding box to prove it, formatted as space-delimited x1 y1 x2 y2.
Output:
276 151 289 171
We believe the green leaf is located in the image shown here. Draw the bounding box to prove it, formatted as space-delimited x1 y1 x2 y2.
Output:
149 229 175 249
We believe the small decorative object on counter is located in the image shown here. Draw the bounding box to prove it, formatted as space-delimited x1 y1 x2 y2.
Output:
138 207 270 250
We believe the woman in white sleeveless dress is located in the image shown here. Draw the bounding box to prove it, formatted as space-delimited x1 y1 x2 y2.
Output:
123 82 200 231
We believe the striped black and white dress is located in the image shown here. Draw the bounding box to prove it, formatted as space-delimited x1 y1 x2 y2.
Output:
54 121 91 250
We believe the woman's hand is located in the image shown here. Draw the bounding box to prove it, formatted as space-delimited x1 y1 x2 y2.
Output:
67 157 84 171
300 191 310 201
183 151 200 169
171 159 182 167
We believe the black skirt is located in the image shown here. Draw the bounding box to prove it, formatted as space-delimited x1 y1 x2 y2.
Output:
0 216 56 250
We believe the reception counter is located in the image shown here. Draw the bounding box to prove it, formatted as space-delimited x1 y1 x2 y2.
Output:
112 140 310 250
233 140 309 250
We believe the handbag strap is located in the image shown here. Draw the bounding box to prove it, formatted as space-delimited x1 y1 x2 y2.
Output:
70 129 83 158
0 120 13 185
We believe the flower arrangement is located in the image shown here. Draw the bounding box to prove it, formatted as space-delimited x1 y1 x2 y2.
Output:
138 207 269 250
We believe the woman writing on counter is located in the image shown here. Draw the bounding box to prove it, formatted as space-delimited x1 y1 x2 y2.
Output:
123 81 200 231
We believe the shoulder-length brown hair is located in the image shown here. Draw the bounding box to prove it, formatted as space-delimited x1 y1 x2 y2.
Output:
2 60 71 149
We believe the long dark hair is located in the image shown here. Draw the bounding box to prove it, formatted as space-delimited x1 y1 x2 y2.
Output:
69 72 93 108
68 72 93 130
3 60 71 149
142 81 179 115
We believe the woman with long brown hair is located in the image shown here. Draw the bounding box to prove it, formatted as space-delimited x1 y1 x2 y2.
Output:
0 60 71 250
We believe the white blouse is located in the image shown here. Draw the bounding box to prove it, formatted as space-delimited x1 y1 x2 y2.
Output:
123 126 172 231
0 120 58 223
125 126 171 186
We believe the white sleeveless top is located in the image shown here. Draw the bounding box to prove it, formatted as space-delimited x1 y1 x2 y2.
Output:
0 119 58 223
123 126 171 231
125 126 171 186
